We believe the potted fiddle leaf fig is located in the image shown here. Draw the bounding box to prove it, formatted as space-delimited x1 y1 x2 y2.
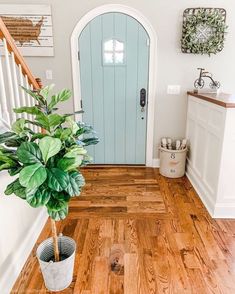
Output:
0 85 99 291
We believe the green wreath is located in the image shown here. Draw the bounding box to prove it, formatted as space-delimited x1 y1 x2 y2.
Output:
181 8 227 56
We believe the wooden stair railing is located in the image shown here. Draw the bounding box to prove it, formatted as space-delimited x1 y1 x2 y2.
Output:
0 17 42 125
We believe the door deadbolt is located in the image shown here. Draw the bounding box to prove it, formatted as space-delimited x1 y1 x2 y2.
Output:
140 88 146 108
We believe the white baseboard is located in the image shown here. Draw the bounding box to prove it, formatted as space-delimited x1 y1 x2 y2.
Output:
213 203 235 218
152 158 160 168
0 208 48 294
186 164 215 217
187 163 235 219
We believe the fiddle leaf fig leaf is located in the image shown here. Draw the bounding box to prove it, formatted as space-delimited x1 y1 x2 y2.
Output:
56 128 72 141
26 186 51 208
66 117 79 134
39 137 62 163
0 151 17 171
46 193 69 211
81 154 93 166
19 163 47 190
48 89 72 110
47 205 68 221
5 178 26 199
8 166 23 176
31 133 47 142
57 157 77 172
35 113 50 131
47 168 69 192
17 142 42 164
82 137 99 146
64 146 87 157
48 114 65 128
21 86 44 104
55 192 70 202
4 137 28 148
12 118 25 134
39 84 55 99
0 132 18 144
13 106 42 116
65 171 85 196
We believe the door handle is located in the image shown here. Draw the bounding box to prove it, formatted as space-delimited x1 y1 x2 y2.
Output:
140 88 146 107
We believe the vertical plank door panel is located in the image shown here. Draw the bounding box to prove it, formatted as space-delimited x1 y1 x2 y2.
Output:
102 13 115 163
114 13 127 164
79 25 95 158
136 26 149 164
79 13 149 164
125 17 139 164
90 16 105 163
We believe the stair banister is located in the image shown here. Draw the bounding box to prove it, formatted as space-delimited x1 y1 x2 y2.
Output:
0 17 42 125
0 17 41 90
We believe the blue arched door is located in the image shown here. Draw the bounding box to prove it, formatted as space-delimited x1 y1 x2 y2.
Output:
79 12 150 164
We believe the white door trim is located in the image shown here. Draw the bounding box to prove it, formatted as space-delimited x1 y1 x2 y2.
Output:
70 4 157 167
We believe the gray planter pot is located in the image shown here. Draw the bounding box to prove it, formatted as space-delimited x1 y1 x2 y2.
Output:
36 235 76 292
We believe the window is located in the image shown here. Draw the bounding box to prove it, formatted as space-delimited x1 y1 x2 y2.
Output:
103 39 125 65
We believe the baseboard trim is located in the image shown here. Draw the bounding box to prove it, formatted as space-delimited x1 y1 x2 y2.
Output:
0 208 48 294
186 163 235 219
152 158 160 168
83 158 159 168
213 203 235 218
186 164 215 217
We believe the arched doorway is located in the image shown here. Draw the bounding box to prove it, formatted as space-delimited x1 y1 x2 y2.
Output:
71 5 157 166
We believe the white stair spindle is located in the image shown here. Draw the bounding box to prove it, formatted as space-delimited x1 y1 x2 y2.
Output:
11 52 21 116
19 65 30 121
3 38 16 123
19 65 27 107
0 53 10 123
25 75 34 130
30 83 37 132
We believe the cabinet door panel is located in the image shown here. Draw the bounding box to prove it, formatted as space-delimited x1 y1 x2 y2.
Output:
194 124 207 177
204 132 221 193
208 108 224 136
186 117 196 165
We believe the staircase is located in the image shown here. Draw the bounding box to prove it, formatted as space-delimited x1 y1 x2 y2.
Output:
0 17 41 127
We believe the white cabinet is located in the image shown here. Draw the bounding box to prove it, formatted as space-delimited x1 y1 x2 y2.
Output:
186 93 235 218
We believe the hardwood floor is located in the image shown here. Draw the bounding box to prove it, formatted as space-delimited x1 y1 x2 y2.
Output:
12 167 235 294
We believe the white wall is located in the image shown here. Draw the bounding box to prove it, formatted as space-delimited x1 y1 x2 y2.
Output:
1 0 234 160
0 172 47 293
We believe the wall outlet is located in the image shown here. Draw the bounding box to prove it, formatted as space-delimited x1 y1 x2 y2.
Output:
45 70 53 80
167 85 181 95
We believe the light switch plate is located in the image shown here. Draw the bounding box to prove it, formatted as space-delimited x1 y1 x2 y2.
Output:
45 70 53 80
167 85 181 95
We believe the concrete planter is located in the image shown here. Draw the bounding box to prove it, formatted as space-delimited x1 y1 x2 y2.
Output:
36 236 76 292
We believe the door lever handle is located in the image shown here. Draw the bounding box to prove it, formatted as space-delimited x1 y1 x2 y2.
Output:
140 88 146 107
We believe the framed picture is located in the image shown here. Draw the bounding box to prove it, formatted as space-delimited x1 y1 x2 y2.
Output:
0 4 54 56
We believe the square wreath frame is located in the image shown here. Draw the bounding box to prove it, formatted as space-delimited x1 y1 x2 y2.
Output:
181 8 227 54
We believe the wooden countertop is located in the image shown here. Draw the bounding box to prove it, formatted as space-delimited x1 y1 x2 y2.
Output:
187 91 235 108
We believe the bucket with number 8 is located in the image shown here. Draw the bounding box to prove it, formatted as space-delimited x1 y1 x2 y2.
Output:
159 147 187 178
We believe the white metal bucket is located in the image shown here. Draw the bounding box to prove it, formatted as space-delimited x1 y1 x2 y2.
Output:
36 236 76 292
159 147 187 178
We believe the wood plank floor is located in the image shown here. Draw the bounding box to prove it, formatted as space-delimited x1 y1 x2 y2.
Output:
12 167 235 294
